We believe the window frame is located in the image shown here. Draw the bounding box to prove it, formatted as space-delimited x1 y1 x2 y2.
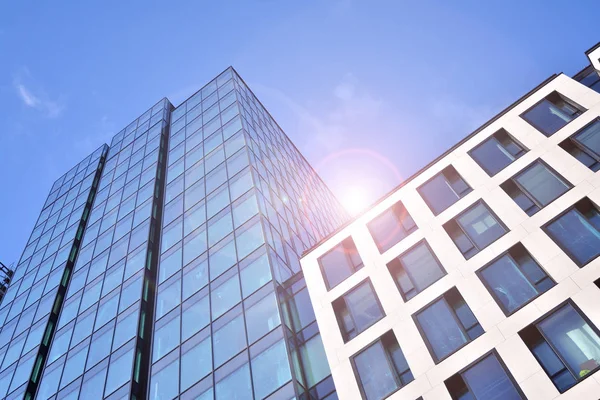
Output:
519 300 600 393
559 117 600 171
520 91 585 137
468 129 527 176
444 200 509 259
387 239 446 302
333 279 385 343
444 349 526 400
501 159 572 216
350 330 413 400
542 197 600 267
367 200 418 253
417 165 472 216
413 287 484 363
476 244 555 316
318 236 363 291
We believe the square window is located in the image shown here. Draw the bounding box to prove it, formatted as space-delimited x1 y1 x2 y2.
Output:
559 118 600 171
444 201 507 259
521 92 584 137
478 243 554 315
501 160 571 216
469 129 526 176
319 237 363 291
520 301 600 393
418 166 472 215
367 200 417 252
543 198 600 266
414 287 483 362
352 331 413 400
445 351 524 399
387 240 446 301
333 280 384 342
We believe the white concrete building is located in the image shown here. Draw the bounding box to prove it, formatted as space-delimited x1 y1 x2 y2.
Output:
300 44 600 400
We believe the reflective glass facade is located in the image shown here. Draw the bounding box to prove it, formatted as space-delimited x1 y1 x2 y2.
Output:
2 67 347 400
0 145 107 399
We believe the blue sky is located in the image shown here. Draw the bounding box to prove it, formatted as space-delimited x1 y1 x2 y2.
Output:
0 1 598 264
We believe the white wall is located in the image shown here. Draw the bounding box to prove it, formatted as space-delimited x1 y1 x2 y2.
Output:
300 73 600 400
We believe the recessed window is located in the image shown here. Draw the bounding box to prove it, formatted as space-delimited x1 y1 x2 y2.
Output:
319 237 363 290
521 92 584 137
387 240 446 301
444 201 507 259
574 66 600 93
477 243 554 315
418 166 472 216
501 160 571 216
414 287 484 362
352 331 413 400
559 118 600 171
333 280 384 342
543 198 600 266
445 352 525 400
520 302 600 393
469 129 526 176
367 200 417 252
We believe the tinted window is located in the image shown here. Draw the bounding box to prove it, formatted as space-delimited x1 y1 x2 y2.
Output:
560 119 600 171
521 92 584 136
415 288 483 362
319 237 363 290
387 241 445 301
418 166 472 215
479 244 553 314
544 198 600 266
445 201 507 259
520 302 600 392
445 352 524 400
502 160 571 215
367 201 417 252
333 280 384 342
470 129 526 176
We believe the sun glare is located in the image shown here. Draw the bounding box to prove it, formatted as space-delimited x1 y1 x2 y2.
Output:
341 185 369 216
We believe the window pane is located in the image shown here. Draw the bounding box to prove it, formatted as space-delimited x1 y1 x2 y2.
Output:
181 337 212 391
419 174 459 215
215 363 252 400
345 282 384 334
153 315 180 361
538 304 600 378
546 209 600 265
471 136 516 176
368 202 415 252
319 238 362 290
575 120 600 155
515 162 570 207
417 299 467 360
105 347 134 396
523 95 579 136
457 203 506 250
211 274 241 319
251 340 292 399
462 354 523 400
480 254 539 313
354 341 397 400
245 292 281 344
300 335 331 388
150 359 179 400
182 295 210 341
398 243 445 293
213 314 246 367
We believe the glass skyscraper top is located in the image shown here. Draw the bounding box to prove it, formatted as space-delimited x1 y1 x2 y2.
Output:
0 68 348 400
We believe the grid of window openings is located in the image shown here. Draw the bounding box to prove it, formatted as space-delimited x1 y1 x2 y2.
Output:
306 77 600 399
35 99 172 400
149 67 348 400
0 145 107 399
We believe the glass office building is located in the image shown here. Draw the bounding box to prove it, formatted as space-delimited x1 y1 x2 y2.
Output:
0 68 347 400
299 44 600 400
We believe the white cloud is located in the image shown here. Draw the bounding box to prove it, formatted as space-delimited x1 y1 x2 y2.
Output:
13 71 65 118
